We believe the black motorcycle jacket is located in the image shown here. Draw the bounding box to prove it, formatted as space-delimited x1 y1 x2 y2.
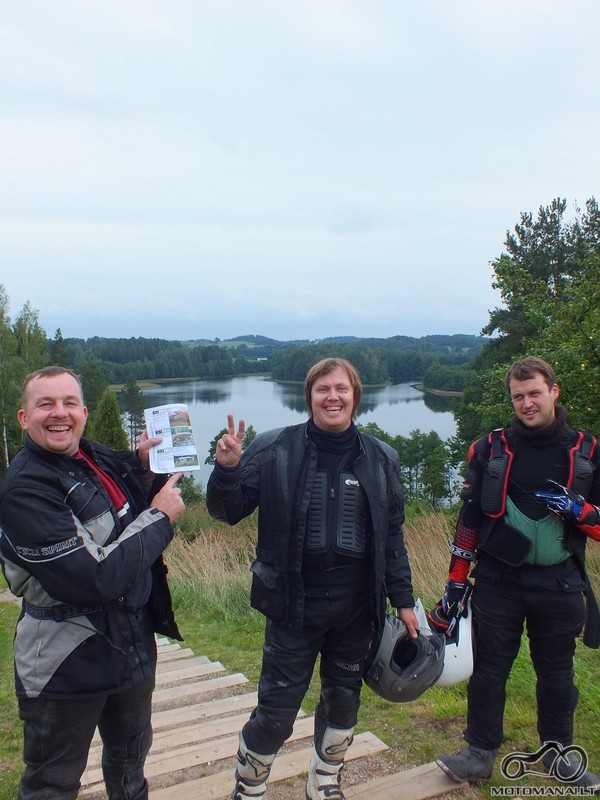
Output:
0 436 180 699
207 422 414 633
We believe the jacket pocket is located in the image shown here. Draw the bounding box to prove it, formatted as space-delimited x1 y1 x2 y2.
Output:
64 480 111 520
249 560 286 622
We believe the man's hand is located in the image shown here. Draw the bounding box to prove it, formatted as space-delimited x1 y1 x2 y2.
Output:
441 580 467 616
215 414 245 468
534 480 584 519
151 473 185 521
138 430 162 470
397 607 419 639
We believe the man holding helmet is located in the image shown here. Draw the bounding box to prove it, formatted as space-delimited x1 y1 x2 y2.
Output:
207 358 419 800
436 357 600 790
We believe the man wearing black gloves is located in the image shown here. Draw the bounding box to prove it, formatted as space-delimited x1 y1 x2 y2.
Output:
0 366 185 800
437 357 600 790
207 357 418 800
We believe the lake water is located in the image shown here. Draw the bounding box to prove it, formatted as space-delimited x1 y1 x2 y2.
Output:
141 376 457 488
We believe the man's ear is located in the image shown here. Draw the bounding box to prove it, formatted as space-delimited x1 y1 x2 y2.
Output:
17 408 28 432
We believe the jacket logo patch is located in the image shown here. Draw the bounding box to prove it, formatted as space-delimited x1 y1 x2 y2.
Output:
15 537 81 560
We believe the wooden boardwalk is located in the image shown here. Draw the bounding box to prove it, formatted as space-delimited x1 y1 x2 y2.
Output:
79 636 468 800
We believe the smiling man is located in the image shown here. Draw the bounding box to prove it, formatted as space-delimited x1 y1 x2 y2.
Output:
0 366 185 800
207 357 418 800
436 356 600 790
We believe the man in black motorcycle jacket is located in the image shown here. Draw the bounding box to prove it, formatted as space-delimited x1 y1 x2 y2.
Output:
207 357 417 800
0 367 185 800
436 357 600 791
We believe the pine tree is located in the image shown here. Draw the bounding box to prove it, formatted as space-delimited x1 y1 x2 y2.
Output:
89 389 129 450
50 328 70 366
121 377 145 449
81 357 108 420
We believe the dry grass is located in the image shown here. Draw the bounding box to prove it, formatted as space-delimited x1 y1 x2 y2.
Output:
167 525 256 617
168 504 454 617
403 510 453 606
168 500 600 620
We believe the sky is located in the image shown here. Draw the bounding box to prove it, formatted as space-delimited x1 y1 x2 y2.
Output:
1 1 599 343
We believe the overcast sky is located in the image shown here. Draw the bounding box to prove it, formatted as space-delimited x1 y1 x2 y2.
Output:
1 1 599 343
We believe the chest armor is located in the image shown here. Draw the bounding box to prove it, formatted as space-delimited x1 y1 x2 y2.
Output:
480 428 596 518
304 468 369 556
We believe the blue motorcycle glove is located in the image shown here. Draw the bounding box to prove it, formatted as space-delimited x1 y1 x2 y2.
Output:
441 580 466 616
534 481 584 519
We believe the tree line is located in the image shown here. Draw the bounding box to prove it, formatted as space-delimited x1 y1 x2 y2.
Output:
270 341 478 386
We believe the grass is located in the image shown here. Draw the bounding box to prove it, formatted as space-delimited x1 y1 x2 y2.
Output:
0 600 21 800
1 508 599 800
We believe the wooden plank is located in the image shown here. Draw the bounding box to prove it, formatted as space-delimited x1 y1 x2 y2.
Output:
81 715 317 793
87 707 308 769
90 691 259 748
156 647 195 663
152 673 248 706
154 642 181 653
346 761 468 800
154 661 225 686
147 732 387 800
156 654 210 674
151 691 258 731
87 711 251 767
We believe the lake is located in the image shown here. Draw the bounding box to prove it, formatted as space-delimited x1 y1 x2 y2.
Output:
140 375 457 488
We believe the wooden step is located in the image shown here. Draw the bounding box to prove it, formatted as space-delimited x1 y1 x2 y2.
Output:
154 659 225 686
90 691 259 746
155 654 210 674
148 731 388 800
151 691 259 731
88 706 306 767
152 673 248 707
156 647 196 662
154 642 181 653
346 761 468 800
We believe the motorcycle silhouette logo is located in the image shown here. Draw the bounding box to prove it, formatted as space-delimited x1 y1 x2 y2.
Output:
501 741 588 782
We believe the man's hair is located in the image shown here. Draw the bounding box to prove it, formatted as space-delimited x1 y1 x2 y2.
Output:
304 358 363 418
504 357 556 393
21 366 83 407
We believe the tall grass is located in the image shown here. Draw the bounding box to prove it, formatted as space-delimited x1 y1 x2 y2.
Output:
170 504 455 613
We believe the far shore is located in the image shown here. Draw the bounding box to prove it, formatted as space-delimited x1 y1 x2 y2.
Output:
412 383 463 398
110 376 463 397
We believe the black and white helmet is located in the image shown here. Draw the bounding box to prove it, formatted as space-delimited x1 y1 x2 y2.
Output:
364 614 445 702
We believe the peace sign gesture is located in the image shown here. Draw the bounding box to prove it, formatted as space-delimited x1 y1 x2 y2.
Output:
216 414 246 468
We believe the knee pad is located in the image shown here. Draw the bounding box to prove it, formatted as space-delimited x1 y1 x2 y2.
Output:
319 684 360 729
242 705 296 756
